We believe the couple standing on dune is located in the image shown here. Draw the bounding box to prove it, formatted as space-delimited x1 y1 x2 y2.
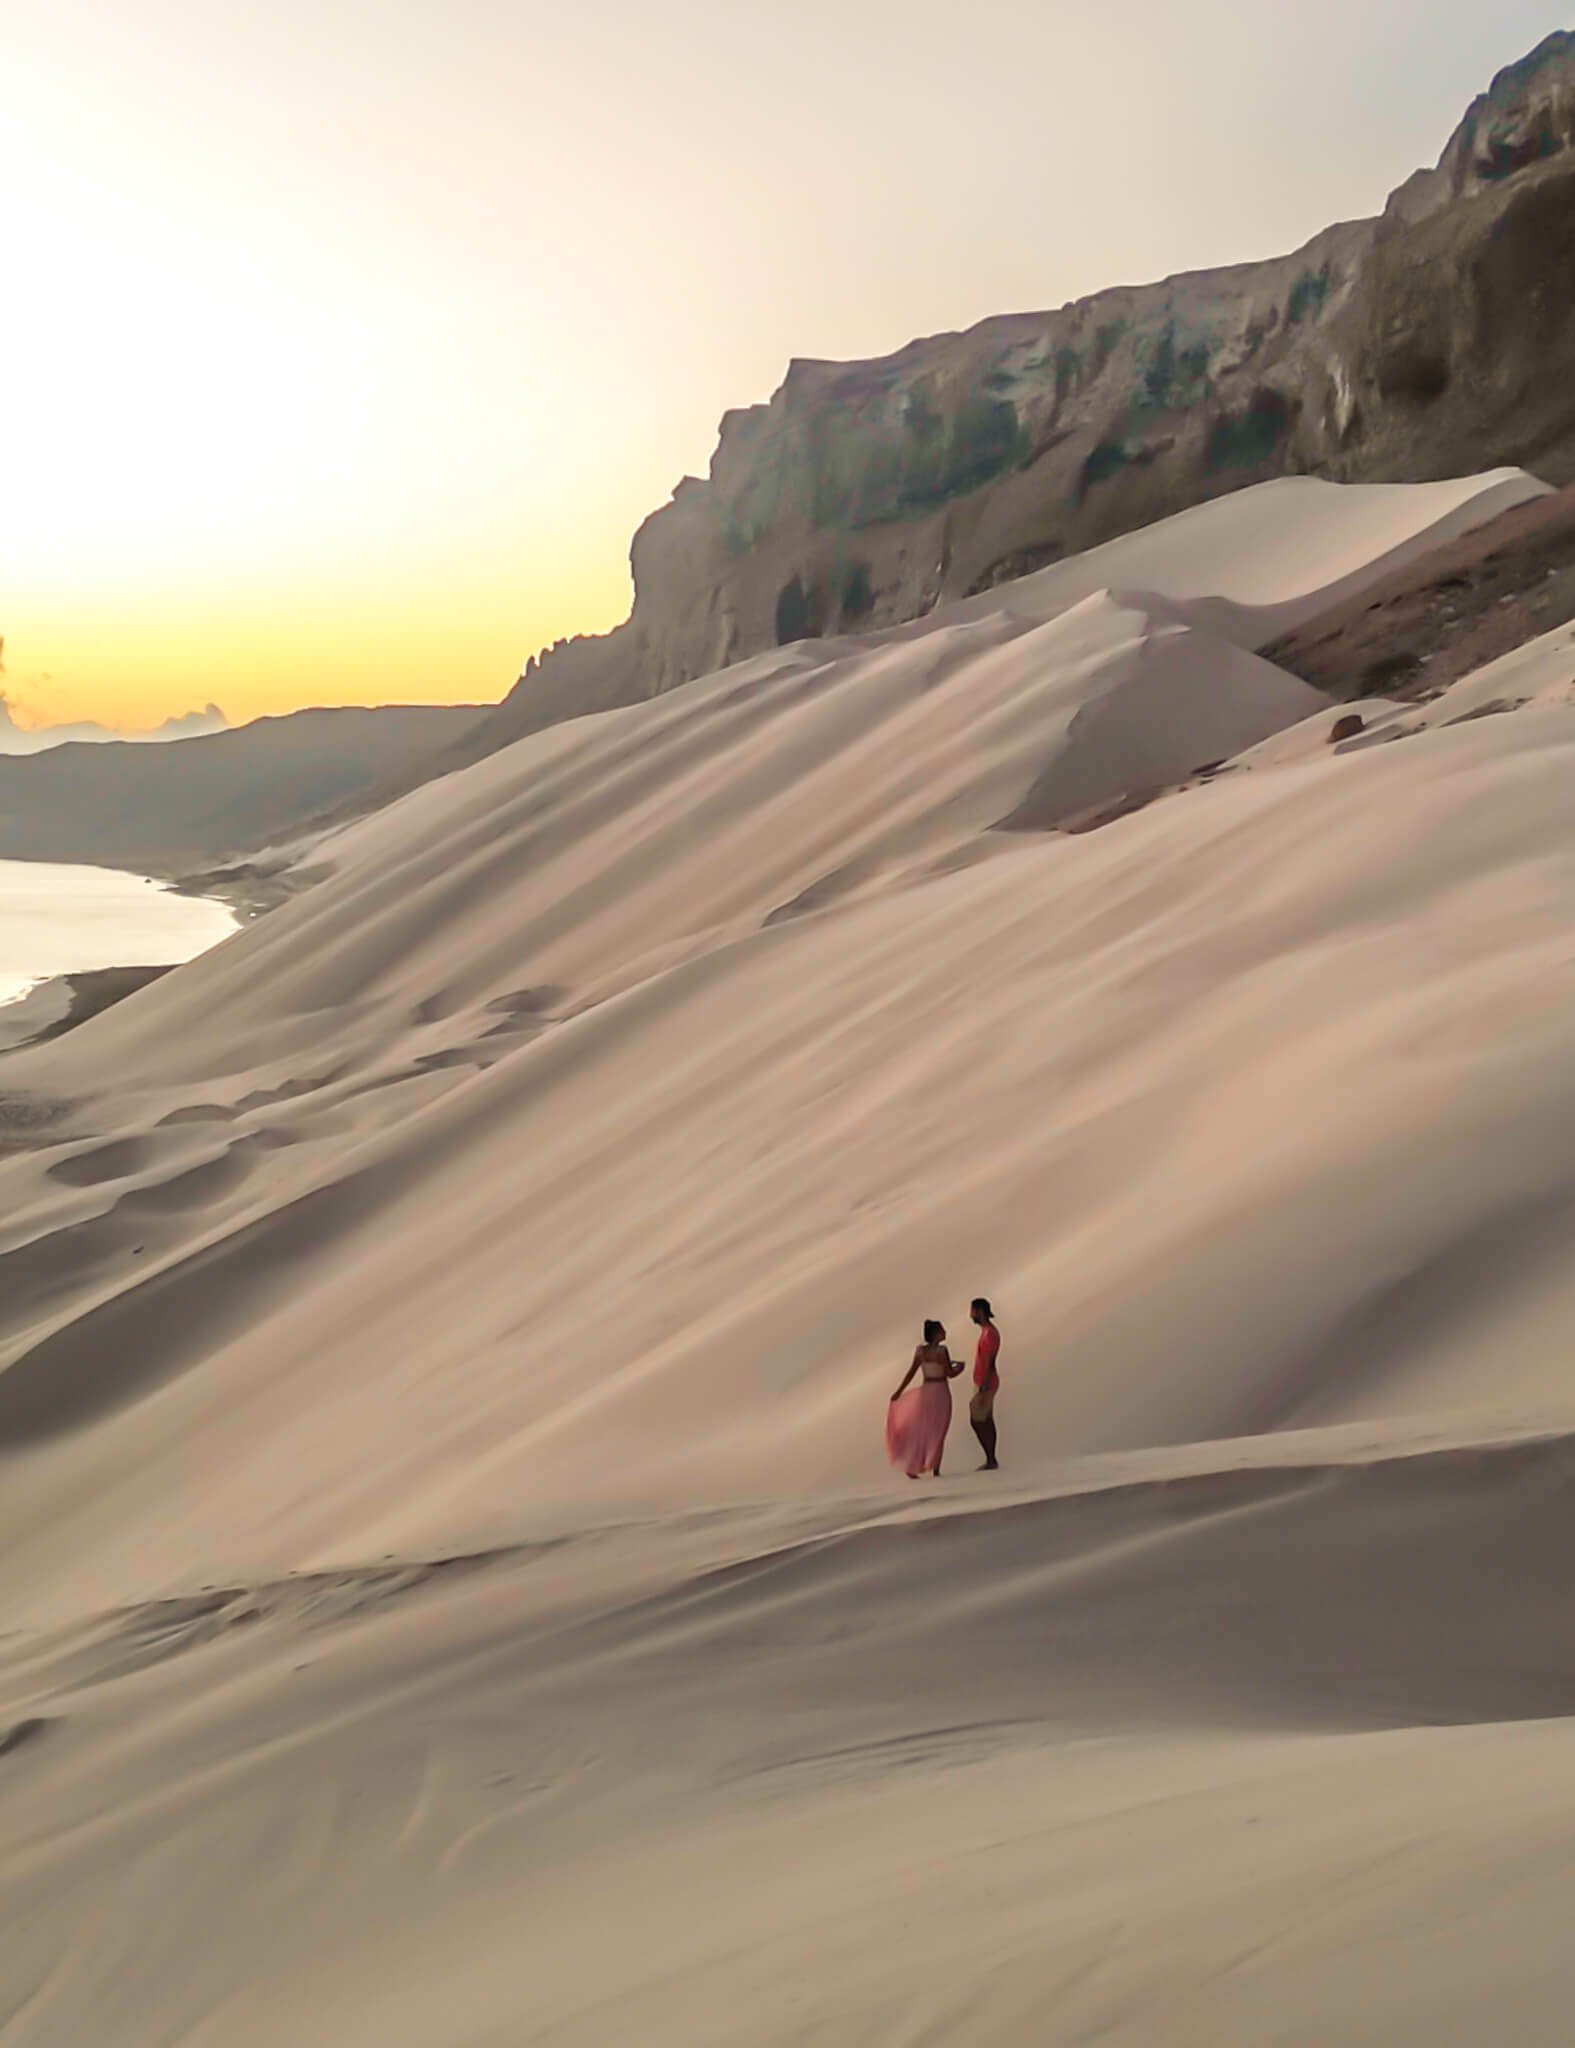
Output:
885 1298 1001 1478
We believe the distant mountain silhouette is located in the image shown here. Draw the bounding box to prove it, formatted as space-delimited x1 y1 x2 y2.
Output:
0 704 485 869
0 692 229 755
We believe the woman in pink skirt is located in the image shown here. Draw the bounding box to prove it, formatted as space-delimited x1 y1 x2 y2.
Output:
886 1319 964 1478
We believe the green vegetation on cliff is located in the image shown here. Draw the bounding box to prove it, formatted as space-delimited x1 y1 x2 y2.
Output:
803 383 1030 529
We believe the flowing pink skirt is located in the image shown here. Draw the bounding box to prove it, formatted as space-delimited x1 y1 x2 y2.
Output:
886 1379 952 1476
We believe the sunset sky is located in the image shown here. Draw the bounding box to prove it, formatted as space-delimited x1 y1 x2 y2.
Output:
5 0 1569 731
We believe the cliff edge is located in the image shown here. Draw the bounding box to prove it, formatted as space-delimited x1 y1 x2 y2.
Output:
472 32 1575 754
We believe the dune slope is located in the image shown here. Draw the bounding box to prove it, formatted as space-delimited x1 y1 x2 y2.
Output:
6 1434 1575 2044
2 468 1574 2042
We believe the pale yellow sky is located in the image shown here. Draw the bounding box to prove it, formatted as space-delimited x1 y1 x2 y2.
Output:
3 0 1567 730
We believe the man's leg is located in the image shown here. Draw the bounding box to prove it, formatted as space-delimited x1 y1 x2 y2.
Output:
970 1385 998 1470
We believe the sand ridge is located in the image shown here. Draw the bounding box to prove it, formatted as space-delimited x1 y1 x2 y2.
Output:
5 1431 1575 2043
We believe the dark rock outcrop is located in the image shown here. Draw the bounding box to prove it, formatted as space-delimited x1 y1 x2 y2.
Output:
474 32 1575 756
1261 483 1575 702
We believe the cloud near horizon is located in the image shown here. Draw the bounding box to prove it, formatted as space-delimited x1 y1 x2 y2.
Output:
0 688 229 755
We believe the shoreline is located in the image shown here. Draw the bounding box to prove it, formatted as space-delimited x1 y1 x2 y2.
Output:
160 854 314 923
0 852 306 1056
0 963 178 1054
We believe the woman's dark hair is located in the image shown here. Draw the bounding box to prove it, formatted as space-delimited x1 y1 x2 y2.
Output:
922 1319 944 1345
971 1297 993 1319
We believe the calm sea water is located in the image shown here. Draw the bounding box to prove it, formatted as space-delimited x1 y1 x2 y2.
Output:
0 860 237 1007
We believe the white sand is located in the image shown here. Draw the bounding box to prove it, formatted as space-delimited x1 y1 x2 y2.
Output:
3 468 1574 2042
956 467 1550 643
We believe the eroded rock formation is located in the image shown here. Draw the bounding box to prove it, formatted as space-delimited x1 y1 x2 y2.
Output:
479 32 1575 754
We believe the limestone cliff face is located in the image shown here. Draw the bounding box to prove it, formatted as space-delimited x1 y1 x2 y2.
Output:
1384 35 1575 226
1302 35 1575 491
621 222 1372 697
484 32 1575 751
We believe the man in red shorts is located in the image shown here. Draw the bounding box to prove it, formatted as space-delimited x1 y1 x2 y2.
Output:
968 1296 1001 1470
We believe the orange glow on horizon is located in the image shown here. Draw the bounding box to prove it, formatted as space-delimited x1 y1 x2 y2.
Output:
1 560 634 733
5 1 1566 733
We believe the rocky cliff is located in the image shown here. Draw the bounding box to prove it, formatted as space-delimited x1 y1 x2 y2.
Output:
479 31 1575 753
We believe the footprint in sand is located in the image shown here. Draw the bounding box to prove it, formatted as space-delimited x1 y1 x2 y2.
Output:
44 1136 155 1188
0 1718 54 1759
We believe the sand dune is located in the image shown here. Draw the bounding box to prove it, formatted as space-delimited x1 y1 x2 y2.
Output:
2 467 1573 2041
959 468 1549 644
5 1433 1575 2043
